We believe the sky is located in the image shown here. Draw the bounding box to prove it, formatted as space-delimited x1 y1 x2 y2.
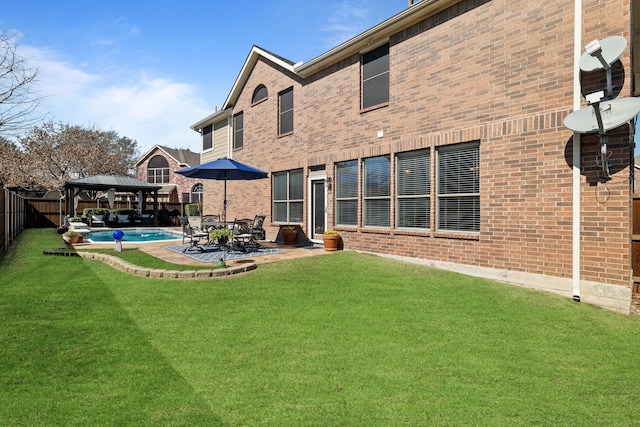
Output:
1 1 408 156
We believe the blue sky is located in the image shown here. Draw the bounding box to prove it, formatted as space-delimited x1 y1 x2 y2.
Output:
2 1 407 154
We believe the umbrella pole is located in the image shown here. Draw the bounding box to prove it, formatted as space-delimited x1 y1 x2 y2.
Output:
223 177 227 223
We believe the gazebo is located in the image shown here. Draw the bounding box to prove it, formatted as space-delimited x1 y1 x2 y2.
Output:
64 175 161 226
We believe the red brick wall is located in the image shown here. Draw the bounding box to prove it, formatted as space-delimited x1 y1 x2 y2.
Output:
219 0 633 295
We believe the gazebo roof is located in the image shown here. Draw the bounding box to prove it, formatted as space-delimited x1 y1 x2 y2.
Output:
65 175 161 192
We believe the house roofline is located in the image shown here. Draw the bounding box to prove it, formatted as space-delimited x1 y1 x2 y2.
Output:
194 0 462 122
190 108 232 131
222 45 297 110
294 0 462 77
136 144 197 167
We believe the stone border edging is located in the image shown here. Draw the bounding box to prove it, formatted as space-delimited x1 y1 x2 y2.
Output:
43 248 256 279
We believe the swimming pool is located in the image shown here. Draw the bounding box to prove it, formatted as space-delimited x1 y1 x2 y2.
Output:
88 228 183 243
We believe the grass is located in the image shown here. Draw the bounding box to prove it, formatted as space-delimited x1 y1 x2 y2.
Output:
1 228 640 426
80 247 221 271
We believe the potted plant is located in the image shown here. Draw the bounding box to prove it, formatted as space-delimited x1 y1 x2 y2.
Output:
322 229 340 251
209 227 233 246
282 226 297 245
62 229 80 245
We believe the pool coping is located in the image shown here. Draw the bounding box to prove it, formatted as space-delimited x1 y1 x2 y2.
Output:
43 248 257 279
86 227 184 244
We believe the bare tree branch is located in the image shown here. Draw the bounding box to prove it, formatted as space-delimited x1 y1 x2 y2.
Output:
0 30 43 138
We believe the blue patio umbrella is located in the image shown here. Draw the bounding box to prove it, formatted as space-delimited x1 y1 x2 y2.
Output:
175 157 268 222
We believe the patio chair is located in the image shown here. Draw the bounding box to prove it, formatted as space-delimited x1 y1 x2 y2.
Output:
231 217 264 252
230 218 255 252
179 216 209 252
249 215 266 242
89 214 106 228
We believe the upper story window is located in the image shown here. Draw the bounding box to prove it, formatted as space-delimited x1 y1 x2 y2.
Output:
147 155 169 184
279 87 293 135
252 85 268 104
202 124 213 151
361 43 389 109
233 112 243 150
437 142 480 233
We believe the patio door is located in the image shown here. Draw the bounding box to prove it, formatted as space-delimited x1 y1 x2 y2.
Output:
309 177 326 242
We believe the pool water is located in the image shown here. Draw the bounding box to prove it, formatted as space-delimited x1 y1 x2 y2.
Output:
89 228 183 243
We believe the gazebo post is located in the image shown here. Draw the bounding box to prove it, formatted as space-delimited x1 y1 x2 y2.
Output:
153 190 159 226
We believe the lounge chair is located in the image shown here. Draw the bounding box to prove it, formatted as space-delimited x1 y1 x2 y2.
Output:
117 214 130 225
89 214 106 228
179 216 209 252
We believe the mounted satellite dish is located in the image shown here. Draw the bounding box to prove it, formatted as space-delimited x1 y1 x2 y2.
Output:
563 97 640 133
579 36 627 72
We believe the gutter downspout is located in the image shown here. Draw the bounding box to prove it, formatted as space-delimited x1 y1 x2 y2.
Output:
572 0 582 302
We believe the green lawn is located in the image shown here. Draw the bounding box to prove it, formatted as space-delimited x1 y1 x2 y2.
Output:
1 228 640 426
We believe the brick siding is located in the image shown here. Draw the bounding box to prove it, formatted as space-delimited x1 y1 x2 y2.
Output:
204 0 635 310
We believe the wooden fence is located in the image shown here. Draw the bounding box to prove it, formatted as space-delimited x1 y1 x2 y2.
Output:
24 198 184 228
1 189 27 253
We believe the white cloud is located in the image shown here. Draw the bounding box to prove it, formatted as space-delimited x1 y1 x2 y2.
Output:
22 44 210 154
320 0 374 47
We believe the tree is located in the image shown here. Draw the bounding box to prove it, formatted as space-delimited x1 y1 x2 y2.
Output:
4 121 140 194
0 30 42 138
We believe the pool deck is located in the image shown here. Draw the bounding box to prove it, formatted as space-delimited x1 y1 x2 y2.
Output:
74 227 329 268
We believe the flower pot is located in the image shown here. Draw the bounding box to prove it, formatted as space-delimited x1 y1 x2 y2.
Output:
62 234 80 245
322 234 340 251
282 229 297 245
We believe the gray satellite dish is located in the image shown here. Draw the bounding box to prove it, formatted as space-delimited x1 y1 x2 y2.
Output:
579 35 627 72
563 97 640 133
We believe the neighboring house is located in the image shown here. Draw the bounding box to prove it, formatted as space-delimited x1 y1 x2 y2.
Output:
136 145 202 204
192 0 640 313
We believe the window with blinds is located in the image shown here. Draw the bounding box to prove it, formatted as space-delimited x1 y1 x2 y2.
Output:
396 149 430 229
202 124 213 151
279 87 293 135
362 44 389 109
233 112 243 149
335 160 358 226
437 142 480 232
273 169 303 223
363 156 390 227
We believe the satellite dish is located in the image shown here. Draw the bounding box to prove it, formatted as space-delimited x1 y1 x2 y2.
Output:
563 97 640 133
579 36 627 72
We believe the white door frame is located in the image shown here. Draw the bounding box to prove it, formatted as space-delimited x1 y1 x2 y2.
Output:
307 172 327 243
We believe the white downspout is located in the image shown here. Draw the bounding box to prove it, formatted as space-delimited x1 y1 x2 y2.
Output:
572 0 582 301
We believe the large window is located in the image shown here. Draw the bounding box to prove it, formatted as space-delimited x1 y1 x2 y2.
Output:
147 155 169 184
362 43 389 109
397 149 430 229
279 87 293 135
363 156 390 227
336 160 359 226
437 142 480 232
233 112 243 149
273 169 303 223
202 124 213 151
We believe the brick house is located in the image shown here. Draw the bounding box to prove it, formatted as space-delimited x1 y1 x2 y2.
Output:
192 0 640 313
136 145 202 205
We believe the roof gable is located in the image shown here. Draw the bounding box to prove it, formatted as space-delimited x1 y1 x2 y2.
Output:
222 45 298 110
137 144 201 167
